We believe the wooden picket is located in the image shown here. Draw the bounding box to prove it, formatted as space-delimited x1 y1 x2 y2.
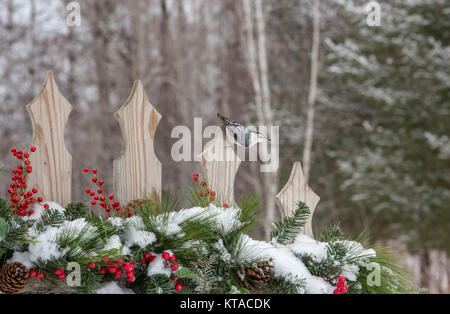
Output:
113 80 162 205
23 72 320 238
275 162 320 238
200 127 241 204
26 71 72 207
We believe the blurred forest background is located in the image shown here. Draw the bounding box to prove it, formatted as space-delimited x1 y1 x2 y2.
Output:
0 0 448 292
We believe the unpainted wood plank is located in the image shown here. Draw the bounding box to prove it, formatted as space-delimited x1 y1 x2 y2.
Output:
200 127 241 205
275 162 320 238
113 80 162 205
26 71 72 206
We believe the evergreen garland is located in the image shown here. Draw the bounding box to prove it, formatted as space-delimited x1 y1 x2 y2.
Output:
270 201 310 244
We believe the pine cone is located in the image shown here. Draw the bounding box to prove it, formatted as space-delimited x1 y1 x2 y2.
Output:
118 199 144 218
0 262 29 294
236 261 274 290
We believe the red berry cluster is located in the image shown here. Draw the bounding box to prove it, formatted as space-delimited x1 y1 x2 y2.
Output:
8 147 45 216
83 168 120 219
333 276 348 294
193 173 228 208
29 269 45 279
54 268 67 280
96 257 135 282
161 251 183 292
140 251 156 265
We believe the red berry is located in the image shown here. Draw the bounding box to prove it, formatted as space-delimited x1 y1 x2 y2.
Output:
24 152 30 158
108 194 114 200
140 258 147 265
92 178 97 183
338 276 346 283
85 189 91 194
11 148 16 153
145 252 152 259
37 197 43 202
37 272 45 279
149 255 155 262
28 209 34 215
97 189 102 194
29 269 38 278
175 283 183 292
171 276 177 281
90 191 95 196
211 191 216 197
162 252 170 260
58 274 66 279
198 192 203 197
108 266 117 273
55 268 64 276
333 289 341 294
91 200 97 205
105 207 110 212
32 188 38 194
115 206 121 211
100 267 107 274
92 169 97 174
127 275 135 283
88 262 96 269
30 147 36 152
98 180 104 186
171 264 179 271
223 203 229 208
43 204 49 209
94 195 99 200
169 255 176 262
339 285 348 293
83 168 89 173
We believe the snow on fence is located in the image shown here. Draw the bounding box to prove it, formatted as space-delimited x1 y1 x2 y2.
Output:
24 71 320 237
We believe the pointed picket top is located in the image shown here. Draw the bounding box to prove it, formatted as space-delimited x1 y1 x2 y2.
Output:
26 71 73 206
200 127 241 205
275 162 320 238
113 80 162 205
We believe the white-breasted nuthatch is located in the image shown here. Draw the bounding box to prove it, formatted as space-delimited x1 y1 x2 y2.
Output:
217 113 271 148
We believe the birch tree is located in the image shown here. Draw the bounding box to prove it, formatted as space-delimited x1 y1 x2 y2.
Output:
243 0 277 240
302 0 320 182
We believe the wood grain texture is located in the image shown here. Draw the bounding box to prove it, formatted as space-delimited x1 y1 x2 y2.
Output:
26 71 72 206
275 162 320 238
113 80 162 205
200 127 241 205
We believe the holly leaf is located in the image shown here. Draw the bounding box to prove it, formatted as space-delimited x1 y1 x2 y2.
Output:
0 217 6 239
175 267 198 279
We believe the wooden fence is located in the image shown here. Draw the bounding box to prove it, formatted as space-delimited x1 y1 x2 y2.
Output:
24 71 320 237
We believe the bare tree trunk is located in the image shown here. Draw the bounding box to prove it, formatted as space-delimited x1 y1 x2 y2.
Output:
302 0 320 182
243 0 277 240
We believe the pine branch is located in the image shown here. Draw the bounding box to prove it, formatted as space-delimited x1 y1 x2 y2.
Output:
64 202 90 221
270 202 310 244
34 208 65 232
318 224 344 242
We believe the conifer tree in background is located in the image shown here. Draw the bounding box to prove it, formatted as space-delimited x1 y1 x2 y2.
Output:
319 0 450 288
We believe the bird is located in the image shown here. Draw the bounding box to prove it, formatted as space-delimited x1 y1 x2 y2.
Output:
217 113 271 148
